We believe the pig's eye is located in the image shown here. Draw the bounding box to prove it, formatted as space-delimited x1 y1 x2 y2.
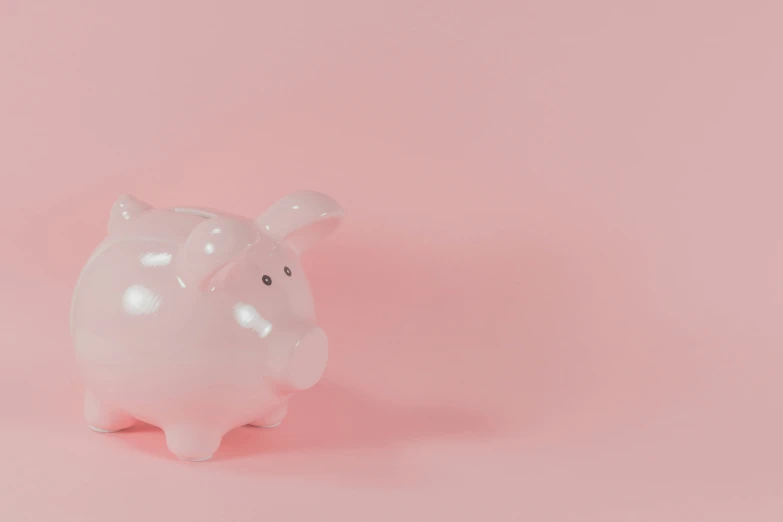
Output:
284 266 292 277
262 275 272 286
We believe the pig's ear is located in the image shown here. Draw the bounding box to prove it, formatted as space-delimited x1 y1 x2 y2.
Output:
108 194 152 234
256 190 343 253
177 217 260 290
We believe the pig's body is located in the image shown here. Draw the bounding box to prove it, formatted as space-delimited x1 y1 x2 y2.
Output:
71 193 342 461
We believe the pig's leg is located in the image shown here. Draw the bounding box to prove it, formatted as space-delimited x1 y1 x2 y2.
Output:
84 389 136 433
249 403 288 428
164 425 224 462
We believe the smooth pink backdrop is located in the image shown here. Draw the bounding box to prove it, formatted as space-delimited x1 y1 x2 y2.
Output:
2 1 782 520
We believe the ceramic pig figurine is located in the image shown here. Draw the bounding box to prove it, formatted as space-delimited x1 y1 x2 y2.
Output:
71 190 343 461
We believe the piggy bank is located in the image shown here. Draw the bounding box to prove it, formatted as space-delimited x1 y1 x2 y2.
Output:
71 190 343 461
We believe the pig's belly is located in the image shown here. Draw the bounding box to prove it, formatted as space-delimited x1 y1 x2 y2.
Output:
75 329 278 428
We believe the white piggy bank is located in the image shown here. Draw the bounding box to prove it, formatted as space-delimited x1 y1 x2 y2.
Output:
71 190 343 461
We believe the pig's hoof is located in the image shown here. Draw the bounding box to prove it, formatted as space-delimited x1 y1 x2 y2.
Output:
84 390 136 433
89 425 122 434
164 427 223 462
178 455 213 462
249 404 287 428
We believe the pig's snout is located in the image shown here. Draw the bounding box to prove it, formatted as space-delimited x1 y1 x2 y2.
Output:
267 326 328 391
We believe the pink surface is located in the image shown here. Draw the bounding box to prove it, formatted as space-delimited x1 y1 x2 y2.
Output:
1 1 782 520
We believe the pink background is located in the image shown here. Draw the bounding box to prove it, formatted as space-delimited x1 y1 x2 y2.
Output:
1 1 782 520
